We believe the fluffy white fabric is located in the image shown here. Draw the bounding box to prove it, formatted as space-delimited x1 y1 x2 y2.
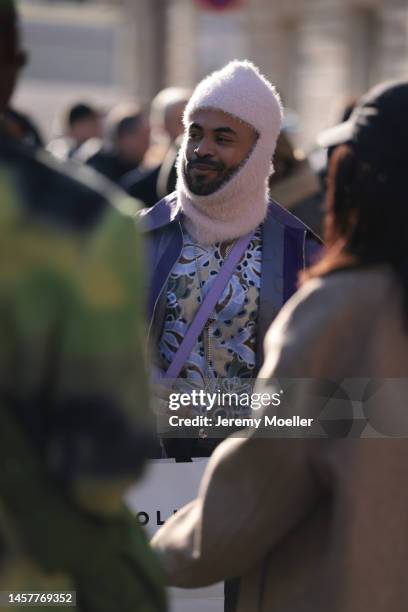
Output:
177 60 283 245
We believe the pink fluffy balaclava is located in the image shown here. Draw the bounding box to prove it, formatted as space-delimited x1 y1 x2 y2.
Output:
177 60 283 245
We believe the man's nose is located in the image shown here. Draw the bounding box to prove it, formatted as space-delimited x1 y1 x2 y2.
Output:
193 137 215 158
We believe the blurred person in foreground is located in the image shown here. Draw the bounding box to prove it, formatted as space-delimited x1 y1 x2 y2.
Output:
47 103 103 161
122 87 190 207
139 60 320 462
86 102 150 184
0 2 166 610
152 80 408 611
2 106 44 148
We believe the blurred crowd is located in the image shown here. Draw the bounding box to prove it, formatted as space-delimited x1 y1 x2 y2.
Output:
5 83 327 237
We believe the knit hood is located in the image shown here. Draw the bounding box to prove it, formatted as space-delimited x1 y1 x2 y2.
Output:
177 60 283 244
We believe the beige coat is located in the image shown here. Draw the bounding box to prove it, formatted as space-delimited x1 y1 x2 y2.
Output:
152 267 408 611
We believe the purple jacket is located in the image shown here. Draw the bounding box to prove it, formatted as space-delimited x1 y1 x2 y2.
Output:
138 192 321 374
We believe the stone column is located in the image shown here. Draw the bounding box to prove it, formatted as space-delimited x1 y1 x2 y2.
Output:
165 0 199 88
243 0 291 96
376 0 408 82
119 0 167 103
243 0 351 147
294 0 350 149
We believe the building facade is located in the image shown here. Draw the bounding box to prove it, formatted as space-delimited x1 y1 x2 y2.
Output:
162 0 408 147
17 0 408 147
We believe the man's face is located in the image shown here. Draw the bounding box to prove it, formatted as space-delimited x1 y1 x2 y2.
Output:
184 108 258 196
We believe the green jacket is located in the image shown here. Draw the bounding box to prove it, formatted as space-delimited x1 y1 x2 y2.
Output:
0 136 166 611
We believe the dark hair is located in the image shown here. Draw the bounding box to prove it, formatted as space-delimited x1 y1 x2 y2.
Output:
66 103 99 128
113 114 142 140
104 103 144 143
305 144 408 319
0 0 18 61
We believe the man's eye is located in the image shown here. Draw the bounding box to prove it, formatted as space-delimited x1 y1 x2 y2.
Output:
189 132 201 140
216 137 233 144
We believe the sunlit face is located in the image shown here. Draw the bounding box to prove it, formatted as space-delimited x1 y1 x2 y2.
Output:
184 108 258 196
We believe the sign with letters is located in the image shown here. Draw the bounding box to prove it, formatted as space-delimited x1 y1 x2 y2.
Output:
125 459 224 612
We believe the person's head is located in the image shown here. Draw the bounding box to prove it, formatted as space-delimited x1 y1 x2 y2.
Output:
185 107 258 196
310 81 408 292
268 130 301 185
179 60 283 198
107 103 150 165
0 0 26 113
65 103 102 146
177 60 283 245
150 87 191 143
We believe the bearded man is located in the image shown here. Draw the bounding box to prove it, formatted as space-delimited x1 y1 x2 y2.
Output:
139 60 320 460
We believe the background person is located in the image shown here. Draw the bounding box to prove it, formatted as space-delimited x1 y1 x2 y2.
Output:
149 86 191 155
85 102 150 184
122 86 191 207
269 130 323 237
47 102 103 161
65 103 103 154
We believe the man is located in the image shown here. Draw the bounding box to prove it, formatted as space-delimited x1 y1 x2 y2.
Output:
150 86 191 145
66 103 102 150
47 102 102 161
86 102 150 184
0 2 165 610
122 87 191 207
139 60 320 460
269 130 323 237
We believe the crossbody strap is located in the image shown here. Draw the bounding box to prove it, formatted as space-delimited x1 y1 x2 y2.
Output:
164 232 253 380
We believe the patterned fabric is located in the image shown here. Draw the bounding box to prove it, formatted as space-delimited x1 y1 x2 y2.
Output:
0 137 166 612
159 224 262 393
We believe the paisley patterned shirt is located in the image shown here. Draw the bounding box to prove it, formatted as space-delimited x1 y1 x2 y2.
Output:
158 224 262 392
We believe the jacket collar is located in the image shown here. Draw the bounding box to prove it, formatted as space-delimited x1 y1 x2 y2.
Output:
137 193 181 233
137 190 319 239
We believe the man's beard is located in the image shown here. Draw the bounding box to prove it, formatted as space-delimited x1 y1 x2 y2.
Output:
184 158 240 196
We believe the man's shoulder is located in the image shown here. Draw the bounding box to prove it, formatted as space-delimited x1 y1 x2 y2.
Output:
0 138 136 231
0 145 144 342
266 198 320 239
121 165 161 207
122 164 160 190
86 147 111 165
136 191 180 233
